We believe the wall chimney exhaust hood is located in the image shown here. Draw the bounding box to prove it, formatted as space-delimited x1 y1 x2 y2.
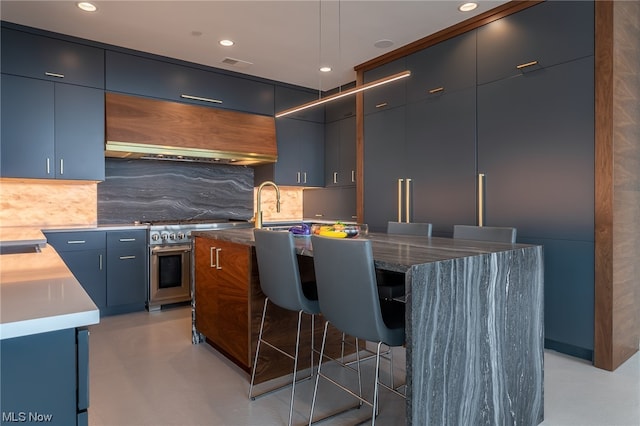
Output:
105 93 277 166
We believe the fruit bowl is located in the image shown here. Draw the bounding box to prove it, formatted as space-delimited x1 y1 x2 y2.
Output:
311 223 368 238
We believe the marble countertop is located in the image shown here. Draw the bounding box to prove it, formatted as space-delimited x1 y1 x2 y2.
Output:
192 228 528 273
0 244 99 340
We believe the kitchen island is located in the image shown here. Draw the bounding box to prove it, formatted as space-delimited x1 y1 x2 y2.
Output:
192 228 543 425
0 232 100 425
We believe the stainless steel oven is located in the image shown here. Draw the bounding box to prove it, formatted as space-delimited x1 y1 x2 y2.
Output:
149 243 191 311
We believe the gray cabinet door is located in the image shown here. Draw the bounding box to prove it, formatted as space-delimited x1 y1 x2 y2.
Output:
106 230 147 308
363 57 407 115
325 116 356 187
1 27 104 88
106 51 274 115
405 87 477 237
476 1 594 85
363 106 406 232
1 74 54 178
54 84 105 180
274 85 325 122
477 57 594 241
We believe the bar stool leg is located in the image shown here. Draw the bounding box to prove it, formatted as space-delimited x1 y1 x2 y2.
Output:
309 321 330 426
249 297 269 399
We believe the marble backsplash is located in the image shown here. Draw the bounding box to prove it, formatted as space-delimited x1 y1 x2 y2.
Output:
0 179 97 227
98 159 255 224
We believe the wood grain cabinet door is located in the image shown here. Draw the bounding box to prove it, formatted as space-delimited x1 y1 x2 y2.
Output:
194 237 251 367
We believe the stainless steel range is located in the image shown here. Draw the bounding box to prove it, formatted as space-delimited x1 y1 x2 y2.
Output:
146 219 251 311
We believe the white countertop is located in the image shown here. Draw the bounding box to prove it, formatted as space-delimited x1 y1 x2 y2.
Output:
0 244 99 340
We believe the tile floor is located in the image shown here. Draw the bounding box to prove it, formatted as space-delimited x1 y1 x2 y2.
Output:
88 306 640 426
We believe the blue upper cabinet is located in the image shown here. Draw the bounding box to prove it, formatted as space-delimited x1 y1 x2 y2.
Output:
406 30 476 104
476 1 594 85
105 50 274 116
363 57 407 115
274 85 325 122
1 27 104 88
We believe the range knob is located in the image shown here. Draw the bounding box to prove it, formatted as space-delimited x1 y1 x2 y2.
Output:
177 232 186 240
169 233 176 240
151 234 160 241
161 233 169 240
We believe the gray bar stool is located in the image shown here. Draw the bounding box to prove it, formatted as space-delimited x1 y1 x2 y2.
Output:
453 224 517 243
309 235 406 426
250 229 321 426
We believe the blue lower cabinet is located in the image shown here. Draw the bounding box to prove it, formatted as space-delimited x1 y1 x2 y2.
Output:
0 328 89 425
519 237 595 360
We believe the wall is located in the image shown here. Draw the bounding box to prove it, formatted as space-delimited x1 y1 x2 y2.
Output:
0 179 97 227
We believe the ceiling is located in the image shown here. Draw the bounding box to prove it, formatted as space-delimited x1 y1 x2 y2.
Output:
0 0 508 91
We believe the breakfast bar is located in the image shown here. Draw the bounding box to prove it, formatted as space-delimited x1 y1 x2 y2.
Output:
192 228 544 425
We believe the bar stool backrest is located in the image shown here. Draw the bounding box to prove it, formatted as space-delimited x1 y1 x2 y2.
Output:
387 221 432 236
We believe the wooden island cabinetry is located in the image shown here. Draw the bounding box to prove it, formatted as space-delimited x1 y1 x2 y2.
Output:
193 234 348 384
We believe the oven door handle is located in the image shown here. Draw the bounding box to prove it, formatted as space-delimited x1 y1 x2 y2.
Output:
151 245 192 254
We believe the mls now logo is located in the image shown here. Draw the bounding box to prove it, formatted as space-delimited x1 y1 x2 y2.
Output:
2 412 53 422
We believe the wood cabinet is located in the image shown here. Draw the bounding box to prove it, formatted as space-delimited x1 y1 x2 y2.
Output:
106 50 274 116
1 328 90 425
194 237 252 367
193 235 352 383
0 74 105 180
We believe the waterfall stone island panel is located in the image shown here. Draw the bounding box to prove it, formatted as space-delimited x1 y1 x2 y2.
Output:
407 246 544 425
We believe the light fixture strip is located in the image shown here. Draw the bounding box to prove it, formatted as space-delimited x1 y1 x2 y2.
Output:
275 70 411 118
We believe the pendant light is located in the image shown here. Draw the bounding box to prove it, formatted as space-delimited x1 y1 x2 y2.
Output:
275 1 410 118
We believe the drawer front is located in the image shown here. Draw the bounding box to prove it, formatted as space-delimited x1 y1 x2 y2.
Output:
46 231 105 251
106 230 147 250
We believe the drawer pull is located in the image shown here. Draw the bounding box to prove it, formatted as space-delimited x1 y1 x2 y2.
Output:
180 94 222 104
119 255 136 260
333 172 338 184
375 102 388 108
119 238 136 242
428 87 444 94
516 60 539 70
45 72 65 78
315 214 324 217
67 240 86 244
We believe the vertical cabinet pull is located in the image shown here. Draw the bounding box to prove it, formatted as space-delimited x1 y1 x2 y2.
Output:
60 159 64 175
405 178 412 223
99 254 103 271
333 172 338 184
397 179 404 222
351 170 356 183
477 173 486 227
296 172 301 183
46 158 51 175
303 172 307 184
210 247 222 269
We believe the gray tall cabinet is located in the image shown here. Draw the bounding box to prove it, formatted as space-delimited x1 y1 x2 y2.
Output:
362 1 596 359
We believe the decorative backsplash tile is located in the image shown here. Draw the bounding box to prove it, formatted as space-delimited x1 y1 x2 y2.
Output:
98 159 254 224
0 179 97 227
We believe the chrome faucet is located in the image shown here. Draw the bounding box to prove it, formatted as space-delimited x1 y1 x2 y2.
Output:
255 180 280 229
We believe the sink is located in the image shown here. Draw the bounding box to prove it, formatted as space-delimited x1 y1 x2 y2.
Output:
0 244 41 255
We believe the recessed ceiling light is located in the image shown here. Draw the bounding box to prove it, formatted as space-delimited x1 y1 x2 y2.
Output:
458 2 478 12
77 2 97 12
219 39 234 47
319 66 332 73
374 39 394 49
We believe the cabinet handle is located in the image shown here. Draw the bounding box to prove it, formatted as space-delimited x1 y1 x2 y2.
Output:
44 72 64 79
119 255 136 260
375 102 388 109
303 172 307 184
351 170 356 183
119 238 136 242
397 178 404 222
67 240 86 244
215 248 222 270
315 214 324 217
405 178 412 223
478 173 486 227
99 254 103 271
333 172 338 184
428 87 444 94
516 60 538 70
210 247 216 268
46 158 51 175
60 159 64 175
296 172 301 183
180 94 222 104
